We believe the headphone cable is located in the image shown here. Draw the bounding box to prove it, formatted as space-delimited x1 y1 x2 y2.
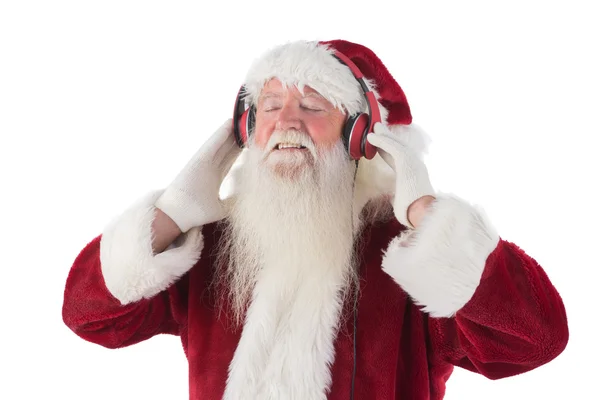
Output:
350 158 359 400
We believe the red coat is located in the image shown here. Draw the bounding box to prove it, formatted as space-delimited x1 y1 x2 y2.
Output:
62 193 568 399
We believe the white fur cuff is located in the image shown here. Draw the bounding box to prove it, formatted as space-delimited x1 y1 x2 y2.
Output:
99 190 204 305
381 194 500 317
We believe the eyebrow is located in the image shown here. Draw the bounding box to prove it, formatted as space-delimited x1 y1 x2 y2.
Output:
258 91 326 101
258 92 283 100
303 92 325 98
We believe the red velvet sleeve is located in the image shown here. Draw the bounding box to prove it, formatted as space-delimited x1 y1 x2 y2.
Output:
428 239 569 379
62 235 189 349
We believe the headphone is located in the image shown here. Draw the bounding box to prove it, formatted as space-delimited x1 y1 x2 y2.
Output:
232 50 382 160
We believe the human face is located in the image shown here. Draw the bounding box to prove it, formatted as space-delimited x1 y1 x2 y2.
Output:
252 79 346 154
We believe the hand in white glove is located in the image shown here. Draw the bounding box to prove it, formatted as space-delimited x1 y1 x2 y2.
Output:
154 119 242 232
366 123 436 229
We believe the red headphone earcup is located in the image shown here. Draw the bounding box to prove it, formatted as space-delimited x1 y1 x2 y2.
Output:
239 109 250 146
347 113 369 160
233 85 257 148
363 134 377 159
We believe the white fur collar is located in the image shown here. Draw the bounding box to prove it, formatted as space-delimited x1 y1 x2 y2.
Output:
222 258 349 399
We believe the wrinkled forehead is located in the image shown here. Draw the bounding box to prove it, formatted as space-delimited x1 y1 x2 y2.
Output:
258 79 331 102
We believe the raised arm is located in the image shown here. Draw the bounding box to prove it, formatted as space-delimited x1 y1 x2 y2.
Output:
62 118 241 348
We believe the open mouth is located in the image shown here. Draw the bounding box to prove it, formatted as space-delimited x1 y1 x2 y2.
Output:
275 143 307 150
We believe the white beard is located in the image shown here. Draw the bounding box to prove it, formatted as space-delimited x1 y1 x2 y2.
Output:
216 130 360 325
217 130 361 400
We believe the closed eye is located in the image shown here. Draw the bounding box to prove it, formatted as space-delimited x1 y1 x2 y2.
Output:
301 105 324 112
264 106 281 112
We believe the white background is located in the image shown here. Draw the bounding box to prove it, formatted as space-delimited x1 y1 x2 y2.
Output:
1 0 598 399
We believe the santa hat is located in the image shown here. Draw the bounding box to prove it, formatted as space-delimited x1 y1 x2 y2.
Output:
241 39 430 156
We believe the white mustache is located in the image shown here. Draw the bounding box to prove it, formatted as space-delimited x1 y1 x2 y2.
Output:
265 130 317 158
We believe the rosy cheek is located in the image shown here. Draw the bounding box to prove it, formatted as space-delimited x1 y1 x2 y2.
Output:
308 118 342 147
253 128 268 148
254 114 276 148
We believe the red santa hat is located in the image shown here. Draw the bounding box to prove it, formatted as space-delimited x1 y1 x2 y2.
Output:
241 39 429 156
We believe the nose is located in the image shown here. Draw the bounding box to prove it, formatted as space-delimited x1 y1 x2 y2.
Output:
275 101 303 132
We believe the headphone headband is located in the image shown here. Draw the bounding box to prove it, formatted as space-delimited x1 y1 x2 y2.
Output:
331 51 382 137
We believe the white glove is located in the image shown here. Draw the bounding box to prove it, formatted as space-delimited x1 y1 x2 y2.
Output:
154 119 242 232
366 123 436 228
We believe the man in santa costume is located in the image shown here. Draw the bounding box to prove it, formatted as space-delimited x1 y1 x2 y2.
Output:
62 39 569 399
